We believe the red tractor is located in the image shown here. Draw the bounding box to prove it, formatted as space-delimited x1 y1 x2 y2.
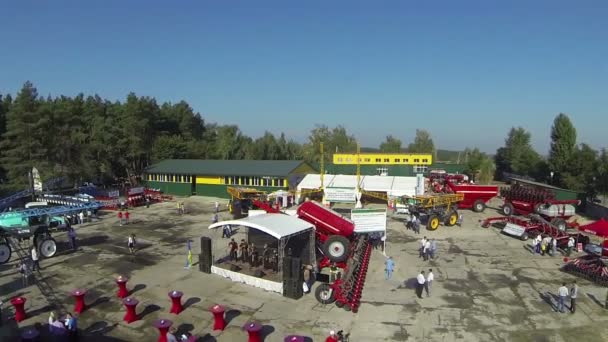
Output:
499 184 580 231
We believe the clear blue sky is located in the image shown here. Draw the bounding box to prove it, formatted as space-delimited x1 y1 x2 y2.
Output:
1 0 606 154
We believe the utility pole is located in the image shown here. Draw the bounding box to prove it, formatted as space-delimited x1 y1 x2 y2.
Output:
28 168 35 201
320 142 325 190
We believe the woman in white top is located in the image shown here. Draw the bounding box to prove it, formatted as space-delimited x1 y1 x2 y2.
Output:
128 234 136 254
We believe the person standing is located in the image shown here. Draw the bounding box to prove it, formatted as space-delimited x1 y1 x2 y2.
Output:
239 239 249 263
385 256 395 280
68 227 78 252
424 239 432 261
535 235 542 254
419 237 427 258
117 211 123 226
215 201 220 213
166 326 178 342
65 312 78 341
176 201 181 215
128 234 136 254
570 281 578 313
78 211 84 225
124 210 130 225
567 237 575 256
18 261 29 287
430 239 437 259
426 269 434 297
551 237 557 256
31 246 40 272
416 271 426 299
228 239 238 261
558 282 569 313
145 196 151 208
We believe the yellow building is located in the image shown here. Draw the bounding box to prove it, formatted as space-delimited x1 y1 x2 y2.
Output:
333 153 432 165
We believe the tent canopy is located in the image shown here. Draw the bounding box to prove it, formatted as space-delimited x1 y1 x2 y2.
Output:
208 213 314 239
579 218 608 238
297 173 417 197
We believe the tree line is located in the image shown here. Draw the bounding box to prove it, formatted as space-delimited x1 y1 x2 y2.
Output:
0 82 435 190
1 82 605 196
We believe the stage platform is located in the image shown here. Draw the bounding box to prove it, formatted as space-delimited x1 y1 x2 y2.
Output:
212 261 283 294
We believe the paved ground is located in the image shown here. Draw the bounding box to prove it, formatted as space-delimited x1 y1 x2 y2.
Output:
1 197 608 342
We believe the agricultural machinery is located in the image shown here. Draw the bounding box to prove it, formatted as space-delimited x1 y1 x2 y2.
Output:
405 193 464 230
499 184 580 231
0 201 102 264
313 233 372 313
480 214 589 246
435 176 499 213
561 218 608 286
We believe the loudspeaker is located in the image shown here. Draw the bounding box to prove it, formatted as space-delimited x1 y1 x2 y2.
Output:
198 254 211 273
282 279 303 299
200 237 212 254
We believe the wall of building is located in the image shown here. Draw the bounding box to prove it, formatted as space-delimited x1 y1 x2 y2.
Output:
146 181 192 196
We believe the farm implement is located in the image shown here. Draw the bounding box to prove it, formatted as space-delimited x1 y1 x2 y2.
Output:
562 255 608 286
431 174 498 213
406 193 464 230
314 233 372 313
499 184 580 231
480 214 588 246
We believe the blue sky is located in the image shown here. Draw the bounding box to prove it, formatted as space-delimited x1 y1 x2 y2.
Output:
1 0 606 154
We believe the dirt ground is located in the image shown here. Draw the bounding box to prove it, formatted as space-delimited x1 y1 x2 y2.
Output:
1 196 608 342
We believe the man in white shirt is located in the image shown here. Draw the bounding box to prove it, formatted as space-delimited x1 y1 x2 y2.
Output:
31 246 40 272
567 237 575 256
535 235 542 254
78 211 85 225
423 239 431 261
426 269 434 297
557 282 569 313
416 271 426 298
419 237 427 258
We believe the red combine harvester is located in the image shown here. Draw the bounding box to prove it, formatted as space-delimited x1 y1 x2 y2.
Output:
296 201 372 313
481 214 588 245
499 183 580 231
430 173 498 212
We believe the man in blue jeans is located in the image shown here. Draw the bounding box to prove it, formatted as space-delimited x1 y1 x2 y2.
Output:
558 282 569 313
385 256 395 280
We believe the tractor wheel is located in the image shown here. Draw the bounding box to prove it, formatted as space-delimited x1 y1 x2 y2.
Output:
520 232 529 241
473 200 486 213
502 203 514 216
0 242 12 264
445 210 458 227
427 215 440 231
38 238 57 259
314 283 336 304
322 236 350 263
551 218 567 232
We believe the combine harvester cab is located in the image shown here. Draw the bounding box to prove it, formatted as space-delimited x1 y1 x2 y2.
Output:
444 178 498 213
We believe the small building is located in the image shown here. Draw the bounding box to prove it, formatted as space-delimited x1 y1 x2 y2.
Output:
323 162 466 177
143 159 316 198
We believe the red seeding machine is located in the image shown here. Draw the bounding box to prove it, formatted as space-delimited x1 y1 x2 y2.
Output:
562 254 608 286
481 214 588 246
499 184 580 231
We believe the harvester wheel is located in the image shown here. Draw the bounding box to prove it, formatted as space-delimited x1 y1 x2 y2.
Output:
38 237 57 259
445 210 458 227
551 218 567 232
0 241 11 264
315 283 336 304
473 200 486 213
427 215 440 231
502 203 514 216
322 236 350 263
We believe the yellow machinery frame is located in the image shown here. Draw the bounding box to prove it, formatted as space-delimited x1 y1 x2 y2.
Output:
409 193 464 210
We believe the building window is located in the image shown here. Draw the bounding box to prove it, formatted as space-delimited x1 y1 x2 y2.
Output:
413 165 428 174
422 158 428 163
414 159 420 163
375 158 381 162
383 158 390 163
337 158 343 162
364 158 371 162
404 159 409 163
394 158 401 163
377 167 389 176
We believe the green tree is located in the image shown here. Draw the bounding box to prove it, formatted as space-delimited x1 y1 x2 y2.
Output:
478 157 496 185
152 135 191 161
407 129 435 154
0 82 49 185
303 124 357 165
494 127 541 179
548 113 577 187
379 135 402 153
563 143 598 192
463 148 485 180
596 149 608 197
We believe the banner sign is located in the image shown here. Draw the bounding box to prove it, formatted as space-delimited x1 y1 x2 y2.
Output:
107 190 120 198
324 187 356 203
502 222 526 237
128 187 144 195
351 209 387 233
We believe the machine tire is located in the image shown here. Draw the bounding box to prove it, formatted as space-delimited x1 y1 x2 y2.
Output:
0 242 11 264
473 200 486 213
520 232 529 241
502 203 514 216
427 215 440 231
445 210 458 227
335 300 345 308
38 238 57 259
551 218 567 231
315 283 336 304
322 236 350 263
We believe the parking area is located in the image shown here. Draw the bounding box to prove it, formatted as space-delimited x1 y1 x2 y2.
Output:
1 197 608 341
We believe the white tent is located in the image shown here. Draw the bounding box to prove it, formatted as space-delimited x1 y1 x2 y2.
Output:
296 173 418 200
208 213 313 239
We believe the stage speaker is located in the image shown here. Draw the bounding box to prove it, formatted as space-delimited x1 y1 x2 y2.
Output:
198 254 211 273
200 236 212 254
283 257 303 282
282 279 303 299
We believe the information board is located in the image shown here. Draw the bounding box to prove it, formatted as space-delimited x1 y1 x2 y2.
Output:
324 187 356 203
351 209 387 233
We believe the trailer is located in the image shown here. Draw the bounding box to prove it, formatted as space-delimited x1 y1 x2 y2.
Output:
443 178 498 212
499 184 580 231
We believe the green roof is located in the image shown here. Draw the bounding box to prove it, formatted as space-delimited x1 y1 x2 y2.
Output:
145 159 313 177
